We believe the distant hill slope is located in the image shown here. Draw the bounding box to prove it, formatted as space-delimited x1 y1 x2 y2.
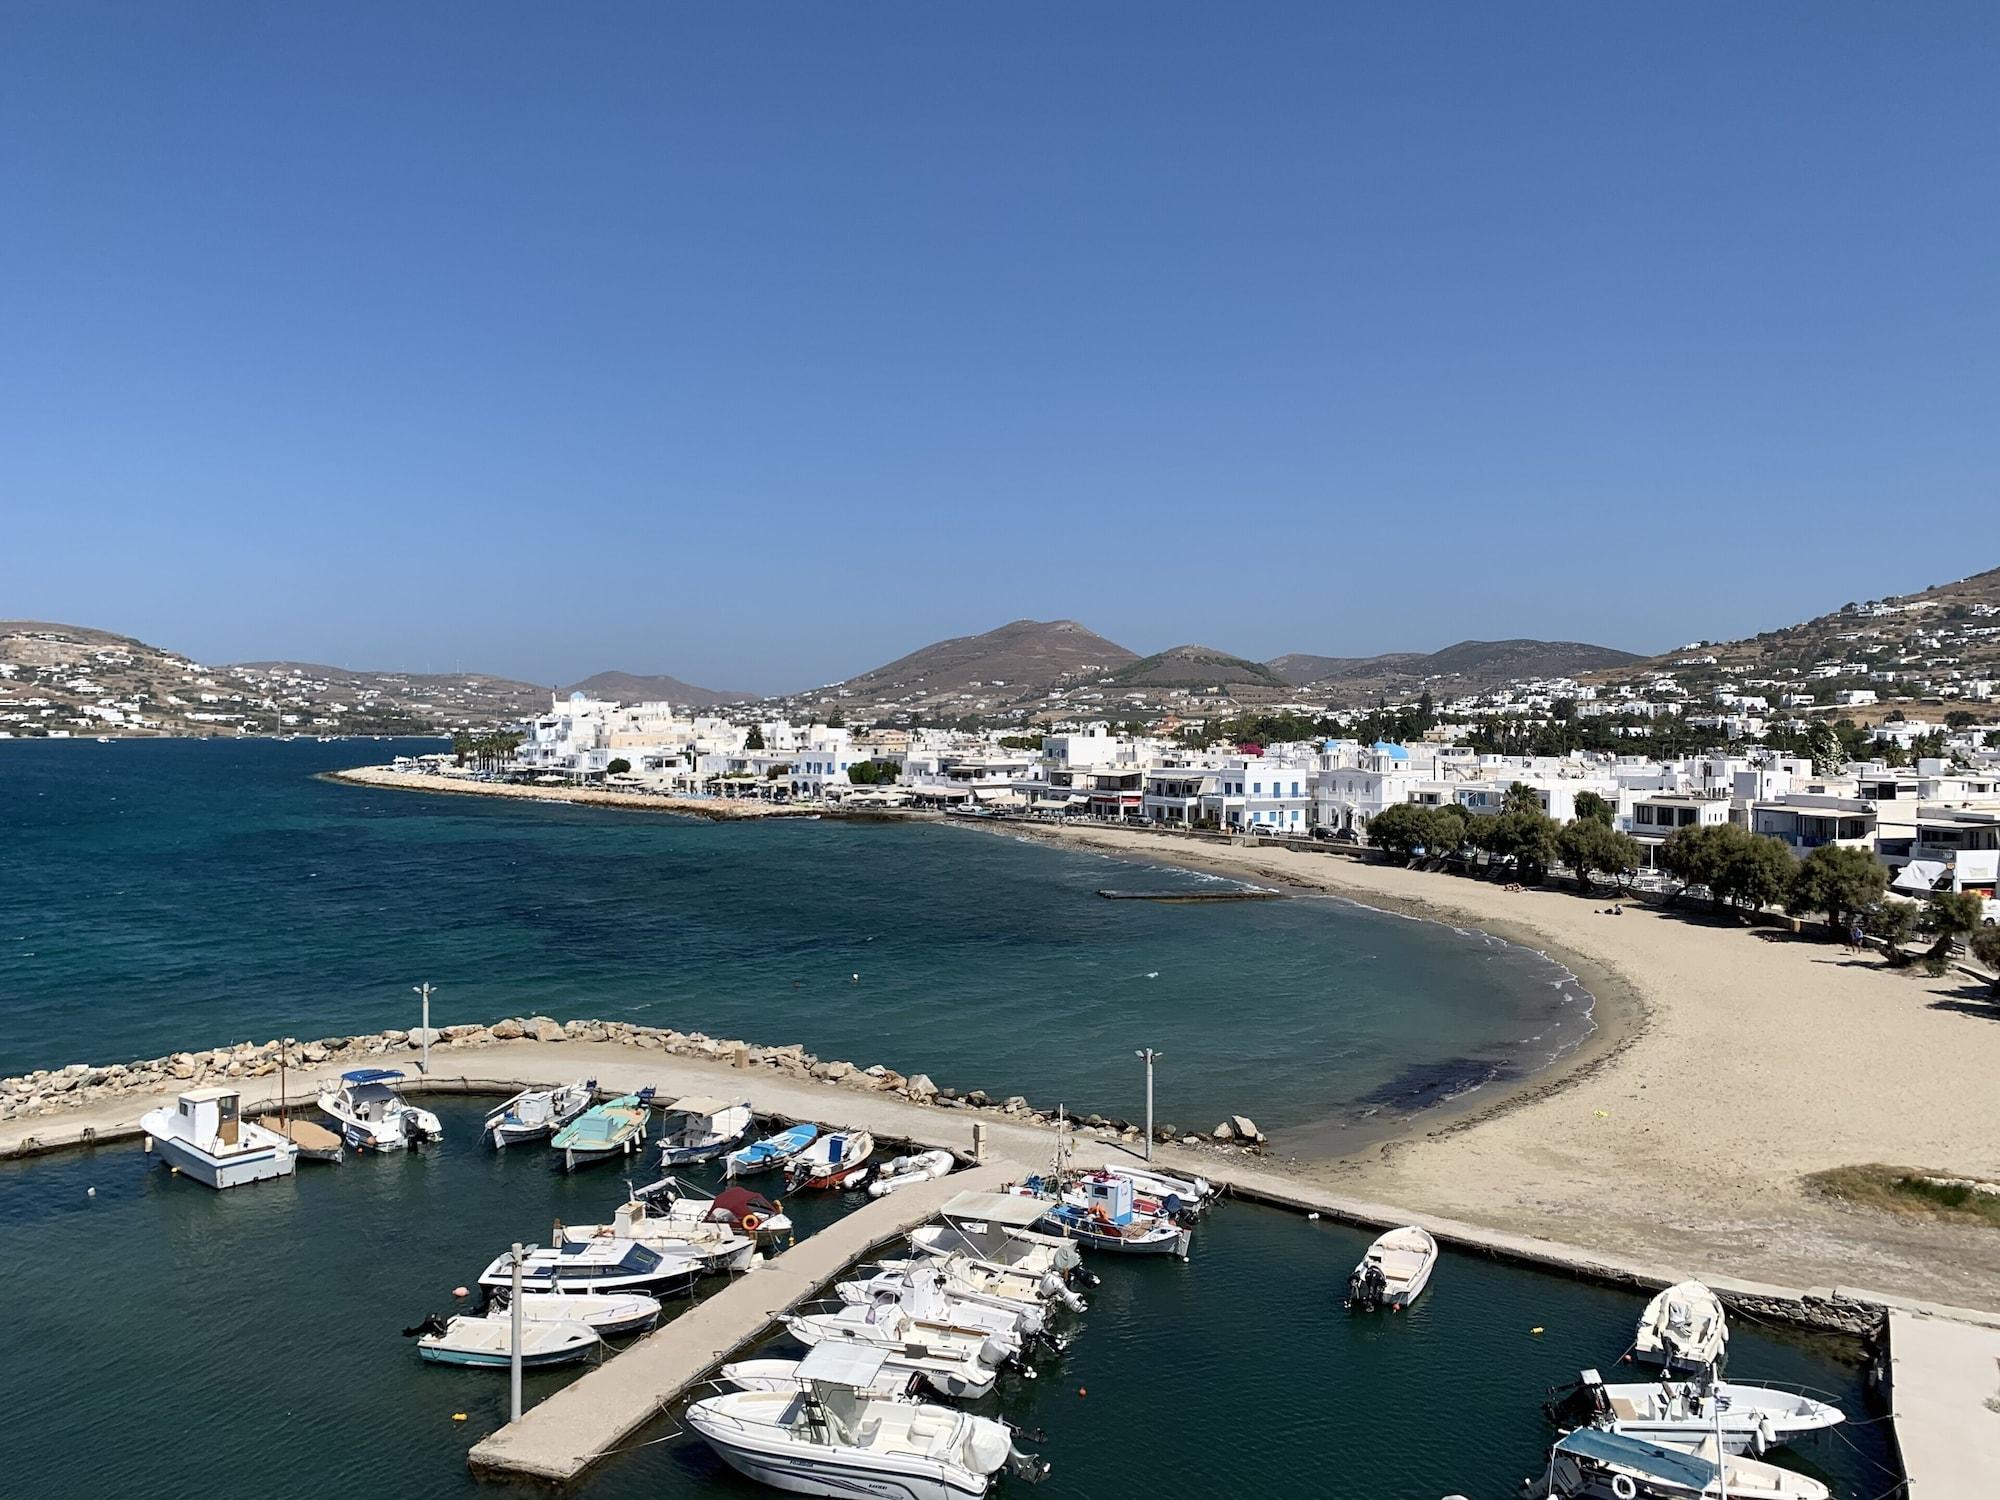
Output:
1268 638 1640 699
779 619 1138 717
1107 644 1290 693
563 670 750 707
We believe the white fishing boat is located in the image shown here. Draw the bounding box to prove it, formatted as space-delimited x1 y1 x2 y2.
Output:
484 1079 594 1148
478 1237 703 1298
688 1344 1048 1500
1529 1428 1829 1499
140 1087 298 1190
1101 1164 1216 1213
316 1068 443 1152
656 1095 755 1166
1018 1174 1191 1257
786 1129 876 1191
556 1194 757 1274
834 1267 1050 1354
634 1175 795 1245
1547 1369 1845 1456
868 1149 956 1197
1345 1225 1439 1311
908 1191 1086 1281
722 1355 919 1401
477 1287 663 1339
405 1312 599 1369
871 1248 1084 1317
1633 1281 1730 1373
784 1301 1011 1401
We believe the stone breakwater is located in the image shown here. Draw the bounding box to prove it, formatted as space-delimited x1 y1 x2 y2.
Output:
0 1015 1270 1154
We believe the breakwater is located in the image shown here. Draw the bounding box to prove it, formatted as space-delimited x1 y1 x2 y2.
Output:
327 763 940 822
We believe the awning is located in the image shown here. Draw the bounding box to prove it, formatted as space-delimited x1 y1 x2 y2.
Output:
663 1094 733 1117
797 1342 889 1387
1892 859 1948 894
938 1190 1048 1228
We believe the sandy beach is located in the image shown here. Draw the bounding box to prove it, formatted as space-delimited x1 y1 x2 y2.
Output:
1004 821 2000 1310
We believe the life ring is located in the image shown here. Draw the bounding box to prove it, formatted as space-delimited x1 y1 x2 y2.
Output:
741 1212 764 1234
1611 1474 1637 1500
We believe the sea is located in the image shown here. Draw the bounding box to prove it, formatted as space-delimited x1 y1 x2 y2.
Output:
0 740 1898 1497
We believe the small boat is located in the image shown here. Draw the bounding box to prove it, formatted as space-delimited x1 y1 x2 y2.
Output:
1528 1428 1829 1499
786 1129 875 1191
404 1312 599 1369
689 1343 1048 1500
1345 1225 1439 1311
1633 1281 1729 1373
709 1184 794 1242
550 1088 655 1170
1019 1174 1191 1257
477 1287 662 1339
271 1116 345 1163
484 1079 595 1148
835 1267 1053 1353
873 1249 1086 1315
908 1189 1086 1279
868 1149 956 1198
784 1303 1012 1401
722 1355 919 1401
556 1194 757 1275
140 1087 298 1189
1545 1369 1845 1456
477 1237 703 1298
655 1095 754 1166
1102 1164 1216 1214
726 1120 820 1176
316 1068 443 1152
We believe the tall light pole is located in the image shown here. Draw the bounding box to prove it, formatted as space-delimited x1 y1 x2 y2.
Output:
414 982 435 1074
1134 1048 1161 1162
509 1241 525 1422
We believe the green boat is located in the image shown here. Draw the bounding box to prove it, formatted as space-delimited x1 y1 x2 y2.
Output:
550 1086 654 1170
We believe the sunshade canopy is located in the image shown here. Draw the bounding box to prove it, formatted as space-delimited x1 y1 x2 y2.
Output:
938 1190 1048 1228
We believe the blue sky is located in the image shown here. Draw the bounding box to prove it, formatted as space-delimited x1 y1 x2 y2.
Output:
3 4 1996 693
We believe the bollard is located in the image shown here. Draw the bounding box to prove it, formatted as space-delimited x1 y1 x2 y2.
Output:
971 1120 987 1164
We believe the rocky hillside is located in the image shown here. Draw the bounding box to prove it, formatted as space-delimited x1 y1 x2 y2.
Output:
564 670 751 708
1107 644 1291 695
1269 638 1639 703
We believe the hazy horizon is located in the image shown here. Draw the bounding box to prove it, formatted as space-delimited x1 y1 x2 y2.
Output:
5 5 1997 690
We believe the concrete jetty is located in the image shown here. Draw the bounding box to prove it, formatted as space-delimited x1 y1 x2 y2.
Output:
1887 1310 2000 1498
465 1159 1025 1483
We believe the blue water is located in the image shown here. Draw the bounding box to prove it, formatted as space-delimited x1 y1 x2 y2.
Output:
0 738 1595 1144
0 1099 1896 1499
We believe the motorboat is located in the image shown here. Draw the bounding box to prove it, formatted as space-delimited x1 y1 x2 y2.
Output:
870 1248 1084 1317
270 1116 344 1163
1633 1281 1729 1373
784 1301 1011 1401
726 1121 820 1176
834 1267 1050 1357
656 1095 755 1166
722 1355 920 1402
868 1149 956 1197
1546 1369 1845 1456
550 1088 655 1170
908 1191 1086 1280
404 1312 599 1369
140 1087 298 1189
556 1195 757 1275
1527 1428 1829 1499
1345 1225 1439 1311
475 1287 661 1339
315 1068 443 1152
688 1344 1048 1500
1101 1164 1216 1214
1018 1174 1192 1258
478 1237 703 1298
786 1129 875 1191
639 1179 798 1243
484 1079 595 1148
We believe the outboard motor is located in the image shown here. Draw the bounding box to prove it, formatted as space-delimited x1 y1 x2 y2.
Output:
1544 1371 1612 1430
1346 1260 1389 1310
401 1312 450 1339
402 1109 423 1144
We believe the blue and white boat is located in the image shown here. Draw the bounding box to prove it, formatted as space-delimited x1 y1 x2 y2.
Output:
407 1312 598 1369
484 1078 595 1148
316 1068 443 1152
1533 1427 1829 1498
656 1095 755 1166
140 1087 298 1190
1017 1173 1191 1258
549 1087 654 1170
725 1120 819 1176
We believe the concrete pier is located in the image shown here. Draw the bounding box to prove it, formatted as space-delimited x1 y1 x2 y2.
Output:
1887 1310 2000 1499
465 1159 1025 1483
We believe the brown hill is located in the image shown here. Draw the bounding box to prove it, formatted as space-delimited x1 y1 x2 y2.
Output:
563 670 750 708
1107 644 1290 694
1269 639 1639 701
782 619 1138 717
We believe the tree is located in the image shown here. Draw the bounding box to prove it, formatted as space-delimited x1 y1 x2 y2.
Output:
1785 845 1888 936
1501 781 1546 816
451 729 477 766
1557 818 1643 894
744 724 766 751
1867 899 1920 965
1365 803 1430 862
605 757 631 776
1423 804 1470 863
1970 925 2000 995
1660 823 1794 915
1923 890 1986 963
1572 789 1614 827
1485 805 1562 882
1805 720 1843 777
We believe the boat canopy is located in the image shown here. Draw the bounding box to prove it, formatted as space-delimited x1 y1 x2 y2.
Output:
797 1342 890 1388
1555 1428 1720 1488
939 1190 1049 1228
665 1095 733 1117
340 1068 405 1084
713 1185 780 1219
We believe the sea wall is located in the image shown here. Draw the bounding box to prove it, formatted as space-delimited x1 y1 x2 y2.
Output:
0 1014 1269 1152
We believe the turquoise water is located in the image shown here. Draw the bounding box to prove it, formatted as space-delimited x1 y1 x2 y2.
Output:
1 738 1594 1143
0 1097 1895 1498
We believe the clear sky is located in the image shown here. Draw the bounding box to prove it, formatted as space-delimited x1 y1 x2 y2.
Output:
4 4 1997 693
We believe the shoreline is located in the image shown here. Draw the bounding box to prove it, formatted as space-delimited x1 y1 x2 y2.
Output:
322 763 943 822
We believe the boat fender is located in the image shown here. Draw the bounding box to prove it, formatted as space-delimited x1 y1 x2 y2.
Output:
1611 1476 1637 1500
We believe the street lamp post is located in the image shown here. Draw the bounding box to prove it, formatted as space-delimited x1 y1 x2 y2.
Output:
509 1241 525 1422
414 982 435 1074
1134 1048 1161 1161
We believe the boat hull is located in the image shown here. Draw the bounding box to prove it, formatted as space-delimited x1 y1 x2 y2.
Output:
146 1130 296 1190
558 1134 646 1171
418 1340 594 1369
690 1411 987 1500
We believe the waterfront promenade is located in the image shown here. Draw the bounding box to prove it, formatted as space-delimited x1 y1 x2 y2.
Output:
467 1160 1024 1482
